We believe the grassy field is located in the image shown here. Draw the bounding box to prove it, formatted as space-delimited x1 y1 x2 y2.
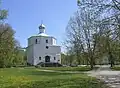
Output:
111 66 120 70
38 66 91 71
0 67 108 88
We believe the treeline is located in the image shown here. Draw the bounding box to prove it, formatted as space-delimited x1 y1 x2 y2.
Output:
64 0 120 69
61 53 88 66
0 6 26 68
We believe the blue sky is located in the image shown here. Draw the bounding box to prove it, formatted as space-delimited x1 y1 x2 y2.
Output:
1 0 77 51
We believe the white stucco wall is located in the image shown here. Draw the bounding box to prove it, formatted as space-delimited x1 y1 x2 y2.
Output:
52 38 56 45
27 45 34 65
45 45 61 54
28 36 56 46
33 44 61 65
27 35 61 65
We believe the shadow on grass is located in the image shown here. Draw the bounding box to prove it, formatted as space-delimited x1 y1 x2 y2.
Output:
19 67 82 76
25 70 78 76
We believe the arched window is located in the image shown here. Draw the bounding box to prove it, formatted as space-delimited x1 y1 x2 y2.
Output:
35 39 37 44
46 46 49 49
54 57 56 60
46 39 48 43
39 57 41 60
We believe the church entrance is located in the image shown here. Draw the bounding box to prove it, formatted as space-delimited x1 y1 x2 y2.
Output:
45 56 50 62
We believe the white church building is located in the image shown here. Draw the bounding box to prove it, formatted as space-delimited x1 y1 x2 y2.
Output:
27 24 61 65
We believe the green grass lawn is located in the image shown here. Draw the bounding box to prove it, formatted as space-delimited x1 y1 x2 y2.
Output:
38 66 91 71
0 67 108 88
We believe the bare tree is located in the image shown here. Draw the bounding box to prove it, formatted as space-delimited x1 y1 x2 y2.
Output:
65 0 105 69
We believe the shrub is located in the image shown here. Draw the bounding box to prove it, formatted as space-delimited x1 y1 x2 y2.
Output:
111 66 120 70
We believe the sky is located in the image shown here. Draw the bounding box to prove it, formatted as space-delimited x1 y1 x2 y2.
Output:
1 0 78 52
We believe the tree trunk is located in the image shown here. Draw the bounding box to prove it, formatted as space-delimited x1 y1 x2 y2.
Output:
90 57 94 69
109 52 114 67
110 62 113 68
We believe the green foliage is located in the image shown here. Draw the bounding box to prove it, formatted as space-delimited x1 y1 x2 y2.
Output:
0 68 108 88
61 53 66 64
61 53 75 65
111 66 120 71
0 2 26 67
0 10 8 20
77 0 80 5
13 47 26 66
0 24 15 68
65 0 120 68
0 23 27 68
0 4 12 67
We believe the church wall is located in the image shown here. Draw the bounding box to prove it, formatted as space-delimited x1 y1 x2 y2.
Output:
27 23 62 66
33 44 61 65
40 37 52 45
28 36 53 45
28 37 33 46
56 54 61 64
27 46 34 65
33 44 45 65
52 38 56 45
27 32 61 65
44 53 58 63
46 46 61 54
28 37 41 46
28 36 57 46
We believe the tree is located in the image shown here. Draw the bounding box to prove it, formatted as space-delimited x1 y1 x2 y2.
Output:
112 0 120 11
0 23 15 67
65 0 120 68
13 40 26 66
61 53 66 65
93 0 120 67
76 0 120 67
65 0 107 69
0 2 25 67
0 1 9 67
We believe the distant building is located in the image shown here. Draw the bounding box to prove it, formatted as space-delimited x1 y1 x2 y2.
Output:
27 23 61 65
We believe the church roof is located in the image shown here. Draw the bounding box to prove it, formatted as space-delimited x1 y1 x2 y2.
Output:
28 33 56 40
28 23 56 39
31 33 49 37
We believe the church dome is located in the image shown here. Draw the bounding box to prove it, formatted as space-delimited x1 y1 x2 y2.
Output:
39 24 46 29
39 23 46 34
28 23 55 39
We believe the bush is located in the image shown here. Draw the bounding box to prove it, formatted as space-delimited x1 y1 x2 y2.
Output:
111 66 120 70
37 62 62 67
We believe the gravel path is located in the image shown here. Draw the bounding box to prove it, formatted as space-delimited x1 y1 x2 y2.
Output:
88 65 120 88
